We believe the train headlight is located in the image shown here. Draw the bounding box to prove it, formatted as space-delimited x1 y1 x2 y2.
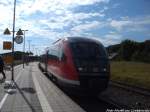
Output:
78 67 88 72
78 67 83 71
103 68 107 72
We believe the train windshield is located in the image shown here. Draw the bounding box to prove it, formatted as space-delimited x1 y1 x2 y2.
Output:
70 42 107 59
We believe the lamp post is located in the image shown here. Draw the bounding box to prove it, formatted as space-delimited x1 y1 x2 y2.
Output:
28 40 31 53
27 40 31 64
22 30 28 68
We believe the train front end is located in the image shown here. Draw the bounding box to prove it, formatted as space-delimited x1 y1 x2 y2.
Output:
67 37 110 95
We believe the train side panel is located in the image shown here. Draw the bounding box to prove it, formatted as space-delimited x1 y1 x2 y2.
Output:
47 40 79 83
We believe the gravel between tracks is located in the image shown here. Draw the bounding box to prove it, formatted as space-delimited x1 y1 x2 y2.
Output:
99 84 150 109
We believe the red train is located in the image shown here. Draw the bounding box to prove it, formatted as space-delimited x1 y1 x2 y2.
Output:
39 37 110 95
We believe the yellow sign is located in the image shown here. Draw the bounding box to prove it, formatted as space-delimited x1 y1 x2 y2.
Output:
3 41 12 50
3 55 13 64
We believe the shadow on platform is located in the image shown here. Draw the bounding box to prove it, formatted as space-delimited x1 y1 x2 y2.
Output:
21 87 36 94
15 83 37 112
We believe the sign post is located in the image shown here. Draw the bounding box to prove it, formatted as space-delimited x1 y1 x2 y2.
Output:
14 35 23 44
3 41 12 50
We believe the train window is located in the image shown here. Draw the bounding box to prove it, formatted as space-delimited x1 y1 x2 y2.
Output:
58 44 63 60
70 42 107 59
47 44 64 61
48 49 59 60
56 43 66 61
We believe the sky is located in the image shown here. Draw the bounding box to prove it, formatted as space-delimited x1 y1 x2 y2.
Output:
0 0 150 55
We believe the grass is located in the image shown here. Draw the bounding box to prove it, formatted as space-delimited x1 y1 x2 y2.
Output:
110 61 150 90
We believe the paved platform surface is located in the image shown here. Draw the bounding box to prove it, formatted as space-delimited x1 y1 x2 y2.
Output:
0 63 85 112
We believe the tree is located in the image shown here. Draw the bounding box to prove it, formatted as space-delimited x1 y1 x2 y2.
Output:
120 39 137 61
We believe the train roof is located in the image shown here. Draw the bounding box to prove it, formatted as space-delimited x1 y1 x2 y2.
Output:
53 37 103 45
67 37 102 44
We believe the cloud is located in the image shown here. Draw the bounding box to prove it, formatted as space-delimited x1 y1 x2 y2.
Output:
2 0 150 54
62 0 110 6
82 32 123 46
110 20 131 31
101 32 122 46
17 0 110 16
37 12 104 31
70 12 105 20
100 6 109 13
110 16 150 32
71 21 101 33
112 3 120 8
133 16 150 25
0 2 13 31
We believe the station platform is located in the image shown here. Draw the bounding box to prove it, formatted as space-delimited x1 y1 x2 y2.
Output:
0 63 85 112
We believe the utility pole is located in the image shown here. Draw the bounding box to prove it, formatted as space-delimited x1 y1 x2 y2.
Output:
11 0 16 82
32 44 35 55
28 40 31 53
28 40 31 64
35 48 38 56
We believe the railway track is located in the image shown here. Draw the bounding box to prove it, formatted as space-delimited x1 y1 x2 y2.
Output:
98 94 129 109
110 81 150 97
68 94 121 112
99 81 150 109
67 80 150 110
64 88 128 111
